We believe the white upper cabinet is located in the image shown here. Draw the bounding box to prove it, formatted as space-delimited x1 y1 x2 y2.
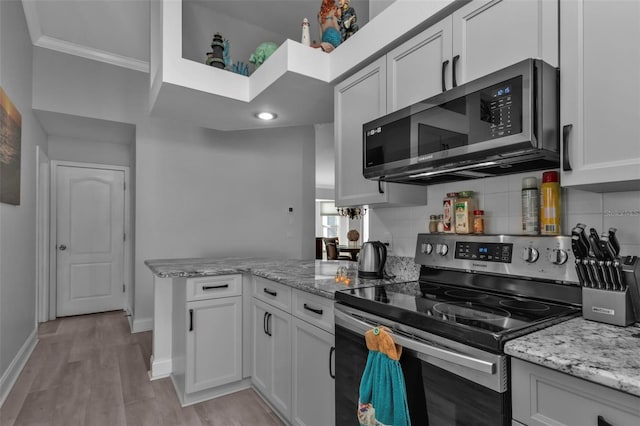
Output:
334 58 427 207
451 0 558 84
560 0 640 192
386 17 453 112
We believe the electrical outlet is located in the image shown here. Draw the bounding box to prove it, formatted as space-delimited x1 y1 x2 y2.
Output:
383 232 393 252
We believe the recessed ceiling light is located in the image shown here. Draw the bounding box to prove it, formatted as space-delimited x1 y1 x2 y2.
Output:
256 112 277 121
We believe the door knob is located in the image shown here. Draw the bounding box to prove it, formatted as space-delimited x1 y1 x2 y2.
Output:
58 244 67 251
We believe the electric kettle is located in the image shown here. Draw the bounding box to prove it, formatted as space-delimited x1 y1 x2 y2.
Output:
358 241 387 279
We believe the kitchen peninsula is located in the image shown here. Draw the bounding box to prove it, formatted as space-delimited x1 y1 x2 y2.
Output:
144 256 410 412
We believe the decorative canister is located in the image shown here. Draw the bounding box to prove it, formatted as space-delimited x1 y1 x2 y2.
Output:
443 192 458 233
454 191 475 234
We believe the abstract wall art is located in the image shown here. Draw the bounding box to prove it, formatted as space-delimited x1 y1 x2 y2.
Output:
0 86 21 205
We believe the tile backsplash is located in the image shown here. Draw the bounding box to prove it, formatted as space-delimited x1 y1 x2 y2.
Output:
369 171 640 258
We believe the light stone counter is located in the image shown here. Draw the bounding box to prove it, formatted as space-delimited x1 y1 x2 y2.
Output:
505 317 640 397
145 257 412 299
144 256 418 380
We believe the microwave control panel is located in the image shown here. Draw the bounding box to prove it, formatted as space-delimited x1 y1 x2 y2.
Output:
480 76 522 139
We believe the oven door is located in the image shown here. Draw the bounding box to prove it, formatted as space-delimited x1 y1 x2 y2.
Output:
335 304 510 426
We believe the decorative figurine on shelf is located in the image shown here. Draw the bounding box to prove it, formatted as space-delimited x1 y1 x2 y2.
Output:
232 61 250 76
301 18 311 46
249 42 279 68
338 0 359 42
223 39 232 70
206 32 226 69
316 0 341 52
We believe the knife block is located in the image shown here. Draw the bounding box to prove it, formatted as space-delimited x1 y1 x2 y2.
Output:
582 287 635 326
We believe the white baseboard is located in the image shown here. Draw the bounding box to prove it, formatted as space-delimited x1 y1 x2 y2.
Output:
131 316 153 333
0 330 38 408
150 355 172 380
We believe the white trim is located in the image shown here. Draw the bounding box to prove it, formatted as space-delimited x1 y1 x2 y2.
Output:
132 316 153 333
35 146 50 323
50 161 132 319
21 0 43 45
150 355 172 380
34 35 149 73
0 331 38 407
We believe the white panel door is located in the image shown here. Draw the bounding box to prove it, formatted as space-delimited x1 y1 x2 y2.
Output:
56 165 125 316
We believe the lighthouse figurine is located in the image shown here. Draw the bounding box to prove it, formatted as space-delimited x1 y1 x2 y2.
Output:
301 18 311 46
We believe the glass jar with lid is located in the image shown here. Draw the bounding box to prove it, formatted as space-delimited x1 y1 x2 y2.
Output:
428 215 439 233
473 210 485 234
454 191 475 234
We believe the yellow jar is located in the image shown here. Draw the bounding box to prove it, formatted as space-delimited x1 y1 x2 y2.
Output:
540 171 561 235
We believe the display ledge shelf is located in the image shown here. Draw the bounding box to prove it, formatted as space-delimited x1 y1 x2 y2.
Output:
150 0 460 131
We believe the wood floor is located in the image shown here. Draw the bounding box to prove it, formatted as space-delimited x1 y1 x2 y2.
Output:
1 311 284 426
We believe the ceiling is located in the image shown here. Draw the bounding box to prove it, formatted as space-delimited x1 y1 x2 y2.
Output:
21 0 373 187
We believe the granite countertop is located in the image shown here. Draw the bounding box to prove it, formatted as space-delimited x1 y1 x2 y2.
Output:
145 257 415 299
505 317 640 397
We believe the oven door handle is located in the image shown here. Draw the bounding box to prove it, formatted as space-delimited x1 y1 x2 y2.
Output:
335 309 496 375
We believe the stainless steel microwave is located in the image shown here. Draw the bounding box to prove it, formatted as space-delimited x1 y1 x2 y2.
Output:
362 58 559 185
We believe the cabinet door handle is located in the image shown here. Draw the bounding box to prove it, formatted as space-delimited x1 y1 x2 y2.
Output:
329 346 335 379
189 309 194 332
441 59 449 92
303 303 323 315
452 54 460 87
562 124 573 171
597 415 614 426
263 311 268 335
202 284 229 290
378 178 385 194
263 288 277 297
266 313 273 336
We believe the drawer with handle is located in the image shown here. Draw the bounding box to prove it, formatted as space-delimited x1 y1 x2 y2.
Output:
252 276 292 312
186 274 242 302
292 289 334 333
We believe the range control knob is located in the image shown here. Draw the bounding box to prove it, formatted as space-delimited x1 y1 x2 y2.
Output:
548 248 569 265
421 243 433 255
436 243 449 256
521 247 539 263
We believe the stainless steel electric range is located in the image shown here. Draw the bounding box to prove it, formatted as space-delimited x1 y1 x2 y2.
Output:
334 234 582 426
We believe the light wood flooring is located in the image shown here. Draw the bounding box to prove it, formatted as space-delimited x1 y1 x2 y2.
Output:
1 311 284 426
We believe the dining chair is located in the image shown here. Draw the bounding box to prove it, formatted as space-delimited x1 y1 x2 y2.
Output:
324 238 350 260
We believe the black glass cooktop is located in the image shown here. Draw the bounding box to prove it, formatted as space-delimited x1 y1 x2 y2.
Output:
335 281 580 353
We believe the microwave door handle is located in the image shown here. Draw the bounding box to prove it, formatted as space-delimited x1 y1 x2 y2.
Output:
334 309 495 375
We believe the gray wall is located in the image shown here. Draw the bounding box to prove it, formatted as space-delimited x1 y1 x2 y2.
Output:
29 45 317 329
0 0 48 394
134 117 315 326
48 136 132 167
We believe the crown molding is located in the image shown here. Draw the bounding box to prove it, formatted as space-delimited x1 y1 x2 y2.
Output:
34 36 150 73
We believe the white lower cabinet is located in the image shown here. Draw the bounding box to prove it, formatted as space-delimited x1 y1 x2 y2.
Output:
251 279 336 426
172 274 246 406
185 297 242 393
292 317 335 426
511 358 640 426
252 278 293 423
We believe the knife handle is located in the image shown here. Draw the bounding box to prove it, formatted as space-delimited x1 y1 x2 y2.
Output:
574 259 589 287
608 227 620 256
613 261 626 291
